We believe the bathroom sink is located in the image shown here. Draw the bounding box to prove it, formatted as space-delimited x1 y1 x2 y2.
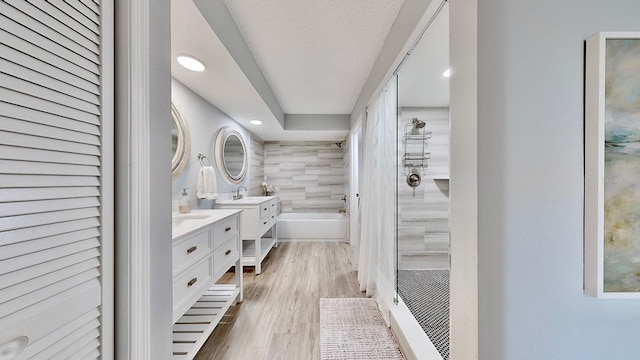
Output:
172 213 211 229
172 209 242 239
174 214 211 220
216 196 276 205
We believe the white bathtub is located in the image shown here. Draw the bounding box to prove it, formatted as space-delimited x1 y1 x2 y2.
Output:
277 213 348 241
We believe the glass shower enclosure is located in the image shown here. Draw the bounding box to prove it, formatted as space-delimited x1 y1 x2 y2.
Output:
394 2 450 359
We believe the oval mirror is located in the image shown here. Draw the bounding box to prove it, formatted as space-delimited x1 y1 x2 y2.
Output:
214 126 247 184
171 102 191 180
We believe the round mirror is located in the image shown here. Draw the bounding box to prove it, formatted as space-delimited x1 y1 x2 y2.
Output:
214 126 247 184
171 102 191 180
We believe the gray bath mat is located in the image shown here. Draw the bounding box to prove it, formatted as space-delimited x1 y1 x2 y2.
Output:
319 298 404 360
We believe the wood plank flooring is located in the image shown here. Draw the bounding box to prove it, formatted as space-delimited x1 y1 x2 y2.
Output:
194 241 366 360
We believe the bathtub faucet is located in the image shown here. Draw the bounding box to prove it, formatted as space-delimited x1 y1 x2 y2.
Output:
234 186 247 200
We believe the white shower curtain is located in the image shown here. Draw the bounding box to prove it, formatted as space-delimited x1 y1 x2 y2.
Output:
357 77 397 322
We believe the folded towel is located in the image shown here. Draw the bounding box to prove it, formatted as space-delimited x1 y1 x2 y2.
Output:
197 166 218 200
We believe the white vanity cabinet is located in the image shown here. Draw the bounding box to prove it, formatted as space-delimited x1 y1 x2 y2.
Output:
171 209 243 360
215 196 278 274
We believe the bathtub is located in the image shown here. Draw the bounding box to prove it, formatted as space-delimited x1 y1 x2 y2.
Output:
277 213 348 241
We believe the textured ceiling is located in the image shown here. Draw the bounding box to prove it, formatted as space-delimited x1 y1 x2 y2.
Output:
222 0 405 114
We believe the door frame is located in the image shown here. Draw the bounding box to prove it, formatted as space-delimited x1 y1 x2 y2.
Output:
349 117 363 270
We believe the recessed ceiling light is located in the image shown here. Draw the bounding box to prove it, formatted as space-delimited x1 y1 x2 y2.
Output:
442 68 451 77
250 120 263 125
177 56 205 72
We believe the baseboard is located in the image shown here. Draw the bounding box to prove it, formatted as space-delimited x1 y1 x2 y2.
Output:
389 297 443 360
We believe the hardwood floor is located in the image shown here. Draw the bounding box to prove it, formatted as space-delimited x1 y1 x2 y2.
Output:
194 241 366 360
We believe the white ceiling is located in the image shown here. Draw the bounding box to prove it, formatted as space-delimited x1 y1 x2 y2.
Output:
222 0 404 114
171 0 448 141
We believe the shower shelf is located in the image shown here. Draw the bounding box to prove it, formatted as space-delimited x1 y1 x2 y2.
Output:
403 133 432 141
403 122 431 171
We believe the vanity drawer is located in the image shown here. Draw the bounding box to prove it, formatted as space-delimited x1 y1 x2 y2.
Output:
213 215 239 249
259 212 271 235
173 255 213 323
259 201 270 219
213 236 239 278
173 228 211 276
268 210 277 227
268 199 277 213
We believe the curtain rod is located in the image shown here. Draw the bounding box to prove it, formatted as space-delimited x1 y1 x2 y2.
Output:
392 0 449 77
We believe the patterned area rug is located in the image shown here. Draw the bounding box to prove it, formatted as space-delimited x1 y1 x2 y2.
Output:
319 298 404 360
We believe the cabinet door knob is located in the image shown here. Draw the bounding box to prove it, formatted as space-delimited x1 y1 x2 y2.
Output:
225 227 231 232
264 208 267 211
263 221 267 225
187 278 197 287
187 246 197 254
225 249 231 256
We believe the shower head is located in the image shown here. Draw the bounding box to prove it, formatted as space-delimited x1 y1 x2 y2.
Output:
412 118 426 129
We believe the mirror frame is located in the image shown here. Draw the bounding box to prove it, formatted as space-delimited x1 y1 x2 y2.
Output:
171 102 191 180
214 126 248 184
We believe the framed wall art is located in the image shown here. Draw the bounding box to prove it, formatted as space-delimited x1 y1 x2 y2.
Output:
585 32 640 298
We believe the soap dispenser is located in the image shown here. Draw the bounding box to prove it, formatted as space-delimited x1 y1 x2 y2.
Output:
179 188 191 214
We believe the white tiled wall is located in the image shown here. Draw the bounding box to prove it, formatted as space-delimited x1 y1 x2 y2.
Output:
398 108 450 270
249 136 264 196
264 141 346 213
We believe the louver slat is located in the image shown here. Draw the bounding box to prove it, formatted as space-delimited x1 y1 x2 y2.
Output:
77 0 99 16
0 186 99 203
0 86 99 125
0 28 99 85
46 0 100 35
5 0 100 56
26 0 100 44
0 248 100 289
17 309 100 358
0 175 99 188
0 228 99 262
0 118 101 145
0 3 99 69
0 131 100 156
0 258 99 300
62 0 100 26
0 73 100 115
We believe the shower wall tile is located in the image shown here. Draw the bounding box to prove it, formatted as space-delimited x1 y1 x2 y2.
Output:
249 136 264 196
398 108 450 269
264 141 346 213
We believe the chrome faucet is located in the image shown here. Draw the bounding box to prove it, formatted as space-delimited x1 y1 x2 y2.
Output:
235 186 247 200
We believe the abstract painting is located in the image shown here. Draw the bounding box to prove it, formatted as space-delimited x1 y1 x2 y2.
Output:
585 32 640 298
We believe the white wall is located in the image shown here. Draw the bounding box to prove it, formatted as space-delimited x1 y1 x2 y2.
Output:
478 0 640 358
171 78 261 205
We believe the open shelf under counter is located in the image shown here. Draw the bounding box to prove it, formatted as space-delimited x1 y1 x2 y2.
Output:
172 284 240 360
242 236 277 267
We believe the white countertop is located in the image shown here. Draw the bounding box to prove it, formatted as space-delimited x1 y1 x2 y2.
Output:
172 209 242 239
215 195 278 205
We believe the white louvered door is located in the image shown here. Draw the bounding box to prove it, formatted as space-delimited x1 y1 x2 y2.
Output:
0 0 113 359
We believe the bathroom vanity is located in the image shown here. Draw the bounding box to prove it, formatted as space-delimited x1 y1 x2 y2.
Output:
215 196 278 275
171 209 243 360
